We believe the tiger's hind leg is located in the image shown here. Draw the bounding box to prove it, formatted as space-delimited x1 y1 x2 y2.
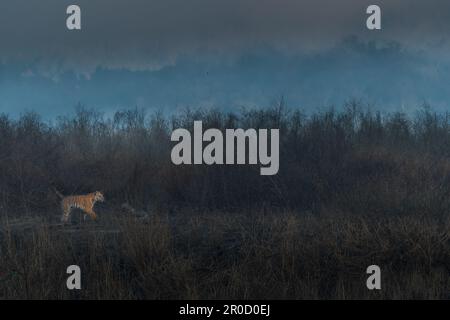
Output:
61 204 72 223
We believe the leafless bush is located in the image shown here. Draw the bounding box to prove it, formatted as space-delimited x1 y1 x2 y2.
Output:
1 103 450 219
2 103 450 299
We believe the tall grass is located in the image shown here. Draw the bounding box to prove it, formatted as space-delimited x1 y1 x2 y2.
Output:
2 102 450 299
1 210 450 299
1 102 450 217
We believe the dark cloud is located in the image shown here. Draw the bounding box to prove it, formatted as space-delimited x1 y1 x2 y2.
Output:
2 37 449 117
1 0 450 73
2 1 450 116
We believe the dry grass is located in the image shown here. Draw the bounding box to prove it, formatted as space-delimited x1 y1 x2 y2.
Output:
1 209 450 299
2 105 450 299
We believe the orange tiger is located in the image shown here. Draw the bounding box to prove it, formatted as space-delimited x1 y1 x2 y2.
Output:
60 191 105 223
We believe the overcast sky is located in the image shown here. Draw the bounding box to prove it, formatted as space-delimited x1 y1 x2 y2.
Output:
2 0 450 72
1 0 450 116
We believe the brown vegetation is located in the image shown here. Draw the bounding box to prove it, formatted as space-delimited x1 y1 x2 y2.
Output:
2 102 450 299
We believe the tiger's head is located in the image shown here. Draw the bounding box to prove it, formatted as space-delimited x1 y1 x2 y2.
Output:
94 191 105 202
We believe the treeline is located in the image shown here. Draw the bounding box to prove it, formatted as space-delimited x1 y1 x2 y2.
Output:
2 102 450 217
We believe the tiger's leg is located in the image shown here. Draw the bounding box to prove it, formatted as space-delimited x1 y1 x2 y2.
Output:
84 208 97 221
61 205 71 223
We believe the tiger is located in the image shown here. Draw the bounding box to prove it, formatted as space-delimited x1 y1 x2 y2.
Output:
59 191 105 223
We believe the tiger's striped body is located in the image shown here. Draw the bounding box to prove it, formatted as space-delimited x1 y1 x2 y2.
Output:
60 191 105 223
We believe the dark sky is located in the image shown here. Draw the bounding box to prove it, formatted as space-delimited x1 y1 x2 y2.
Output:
1 0 450 116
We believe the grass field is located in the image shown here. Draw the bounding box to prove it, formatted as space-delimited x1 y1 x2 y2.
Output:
2 103 450 299
2 207 450 299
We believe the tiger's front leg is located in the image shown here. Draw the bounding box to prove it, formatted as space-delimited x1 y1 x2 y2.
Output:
84 208 97 220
